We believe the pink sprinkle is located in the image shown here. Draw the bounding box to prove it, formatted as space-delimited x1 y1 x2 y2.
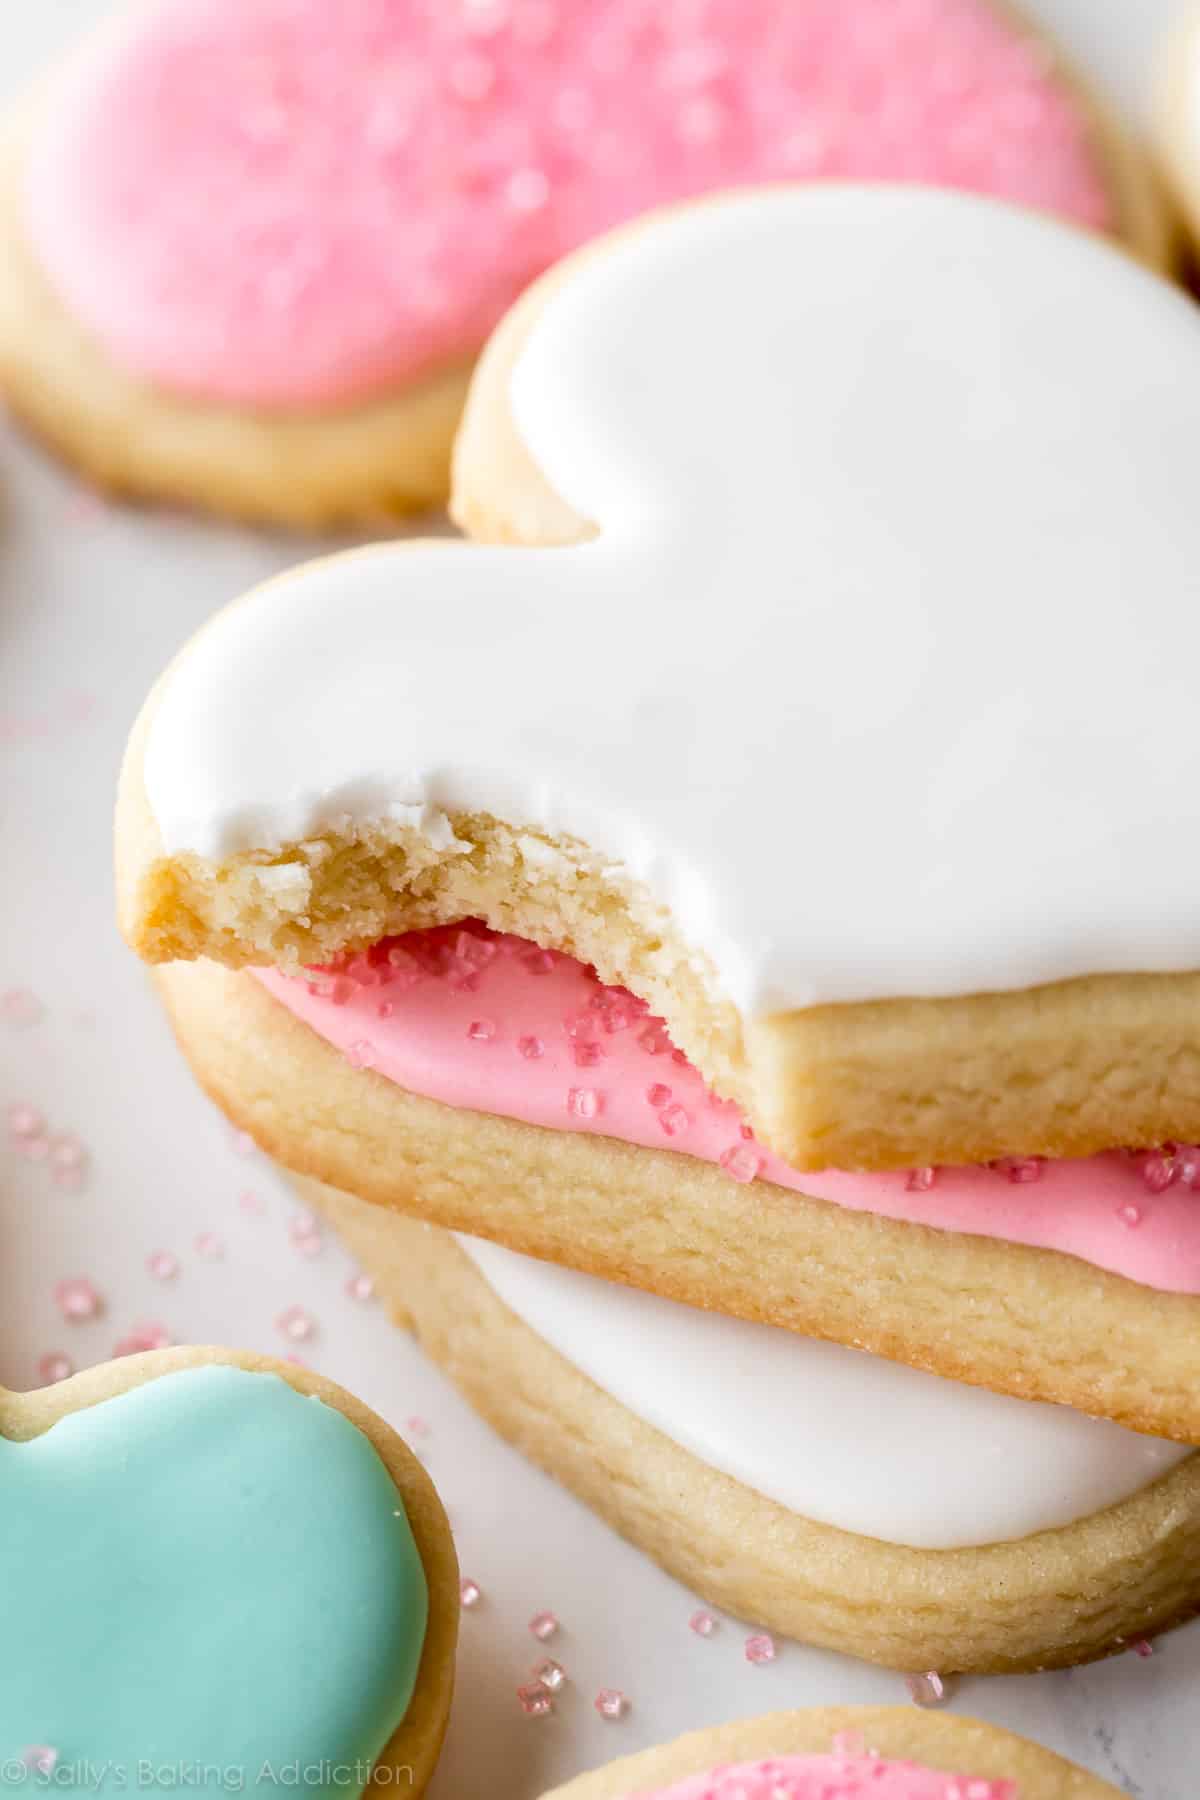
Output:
719 1143 763 1184
22 1749 58 1777
995 1155 1044 1184
905 1670 947 1707
646 1083 672 1109
689 1610 717 1637
670 1048 688 1065
54 1277 101 1322
231 1129 257 1157
567 1087 601 1120
459 1577 482 1608
906 1166 936 1192
518 1035 544 1060
276 1304 315 1343
447 50 496 103
289 1214 322 1258
1117 1202 1143 1228
572 1040 604 1067
387 946 421 981
517 1682 553 1718
346 1039 377 1069
238 1189 265 1216
113 1321 171 1357
467 1018 495 1042
37 1353 72 1385
739 1121 755 1140
533 1657 566 1692
1177 1148 1200 1188
659 1102 690 1137
505 166 551 213
329 976 355 1005
1141 1152 1179 1194
376 1001 395 1019
406 1414 430 1438
49 1134 85 1171
19 1133 51 1162
638 1024 669 1055
831 1731 867 1758
744 1632 776 1665
147 1250 179 1281
594 1688 629 1721
2 988 44 1027
195 1231 225 1261
529 1610 559 1641
1133 1638 1154 1658
345 1272 374 1302
7 1102 44 1138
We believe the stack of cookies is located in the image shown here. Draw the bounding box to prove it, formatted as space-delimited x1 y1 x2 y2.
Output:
2 0 1198 1784
114 178 1200 1675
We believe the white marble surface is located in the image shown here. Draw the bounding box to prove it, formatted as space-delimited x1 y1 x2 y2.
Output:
0 3 1195 1797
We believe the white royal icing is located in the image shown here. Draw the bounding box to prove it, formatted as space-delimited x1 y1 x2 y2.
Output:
142 188 1200 1015
456 1233 1188 1549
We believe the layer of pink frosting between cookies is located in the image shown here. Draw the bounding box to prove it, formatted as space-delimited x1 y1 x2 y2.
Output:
25 0 1112 405
625 1753 1013 1800
255 923 1200 1296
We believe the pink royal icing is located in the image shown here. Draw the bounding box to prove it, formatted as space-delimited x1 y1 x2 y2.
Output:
628 1752 1014 1800
26 0 1112 407
257 924 1200 1296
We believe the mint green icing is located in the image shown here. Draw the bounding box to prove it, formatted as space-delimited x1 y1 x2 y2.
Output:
0 1366 428 1793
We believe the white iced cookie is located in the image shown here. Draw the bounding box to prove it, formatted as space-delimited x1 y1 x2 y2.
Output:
306 1180 1200 1676
120 187 1200 1176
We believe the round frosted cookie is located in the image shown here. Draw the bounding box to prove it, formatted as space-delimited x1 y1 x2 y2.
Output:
301 1181 1200 1675
0 0 1171 524
535 1710 1123 1799
0 1344 457 1793
150 945 1200 1443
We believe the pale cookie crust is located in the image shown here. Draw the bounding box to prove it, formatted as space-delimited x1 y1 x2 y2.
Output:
0 0 1176 526
537 1709 1124 1799
0 1344 459 1797
0 115 470 527
298 1186 1200 1675
155 959 1200 1444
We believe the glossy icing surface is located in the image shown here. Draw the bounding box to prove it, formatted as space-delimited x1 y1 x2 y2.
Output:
258 925 1200 1295
458 1232 1187 1548
24 0 1110 404
144 191 1200 1016
625 1754 1015 1800
0 1367 428 1786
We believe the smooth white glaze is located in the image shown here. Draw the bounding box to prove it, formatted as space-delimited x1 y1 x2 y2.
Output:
142 188 1200 1014
456 1234 1188 1548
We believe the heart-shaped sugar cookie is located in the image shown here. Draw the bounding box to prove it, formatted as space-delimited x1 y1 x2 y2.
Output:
0 1349 456 1794
121 186 1200 1175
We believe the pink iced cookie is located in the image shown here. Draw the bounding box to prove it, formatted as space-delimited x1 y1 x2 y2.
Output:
23 0 1140 410
536 1714 1125 1800
628 1754 1012 1800
259 923 1200 1296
